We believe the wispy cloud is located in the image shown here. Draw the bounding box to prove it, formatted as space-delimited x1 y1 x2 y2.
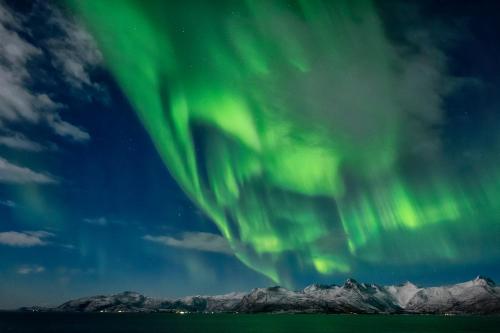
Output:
143 231 233 255
0 1 95 143
0 1 99 186
0 3 43 124
17 264 45 275
0 199 16 207
44 4 102 89
0 230 54 247
83 216 126 227
0 157 57 184
83 217 108 226
45 112 90 143
0 132 46 151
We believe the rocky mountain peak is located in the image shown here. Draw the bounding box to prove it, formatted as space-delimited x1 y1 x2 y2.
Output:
474 276 495 287
343 278 362 289
303 284 335 293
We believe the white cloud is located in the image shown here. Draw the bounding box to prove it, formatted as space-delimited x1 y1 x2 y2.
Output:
0 131 45 151
45 112 90 142
0 230 54 247
0 9 42 123
0 199 16 207
83 216 126 227
0 157 57 184
83 217 108 226
0 1 92 143
60 243 76 250
17 265 45 275
143 232 233 255
24 230 56 238
45 5 102 89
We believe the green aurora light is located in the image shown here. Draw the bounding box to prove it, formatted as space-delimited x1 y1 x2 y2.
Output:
68 0 500 285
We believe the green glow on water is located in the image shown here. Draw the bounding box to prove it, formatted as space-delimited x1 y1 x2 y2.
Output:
1 313 500 333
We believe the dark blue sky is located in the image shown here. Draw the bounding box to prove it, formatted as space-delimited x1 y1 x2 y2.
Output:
0 0 499 309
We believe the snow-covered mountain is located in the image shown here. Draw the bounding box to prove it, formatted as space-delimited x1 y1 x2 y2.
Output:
385 281 421 307
56 291 165 313
404 276 500 314
31 276 500 314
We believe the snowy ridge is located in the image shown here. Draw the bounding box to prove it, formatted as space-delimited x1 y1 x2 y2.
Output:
25 276 500 314
385 281 421 307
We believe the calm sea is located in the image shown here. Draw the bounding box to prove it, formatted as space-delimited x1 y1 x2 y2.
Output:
0 313 499 333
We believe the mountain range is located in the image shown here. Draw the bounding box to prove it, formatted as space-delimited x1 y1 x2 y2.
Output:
22 276 500 314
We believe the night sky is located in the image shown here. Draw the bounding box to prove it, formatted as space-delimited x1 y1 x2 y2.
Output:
0 0 499 309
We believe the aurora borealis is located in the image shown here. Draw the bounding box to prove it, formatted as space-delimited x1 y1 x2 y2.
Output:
67 0 500 285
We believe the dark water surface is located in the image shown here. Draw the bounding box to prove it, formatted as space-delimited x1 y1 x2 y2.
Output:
0 313 499 333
